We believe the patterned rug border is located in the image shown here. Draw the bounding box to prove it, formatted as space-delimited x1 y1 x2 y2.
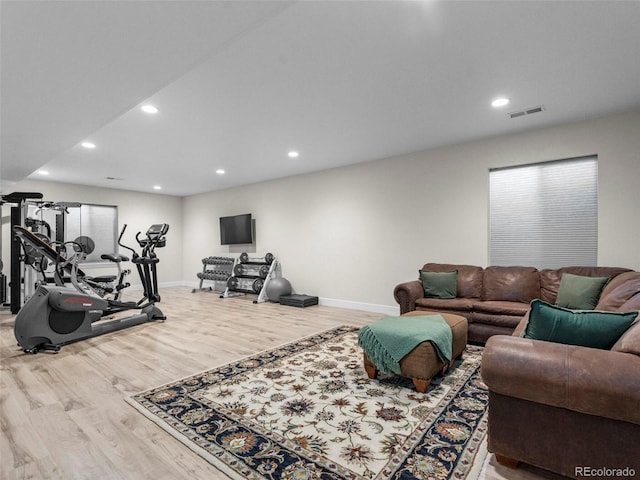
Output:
125 325 489 480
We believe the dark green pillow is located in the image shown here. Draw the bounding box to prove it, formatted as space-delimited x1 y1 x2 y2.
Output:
555 273 610 309
523 299 637 349
419 270 457 299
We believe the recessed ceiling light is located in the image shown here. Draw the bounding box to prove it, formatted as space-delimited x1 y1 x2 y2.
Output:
38 170 49 175
288 151 299 158
216 169 225 175
81 141 96 149
491 98 510 108
141 105 159 114
153 185 162 190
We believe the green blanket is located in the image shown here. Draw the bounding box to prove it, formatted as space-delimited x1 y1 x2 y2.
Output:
357 315 452 375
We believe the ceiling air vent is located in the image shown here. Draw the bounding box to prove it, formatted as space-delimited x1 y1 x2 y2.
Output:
508 105 545 119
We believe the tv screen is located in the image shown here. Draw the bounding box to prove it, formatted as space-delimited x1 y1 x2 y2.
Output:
220 214 253 245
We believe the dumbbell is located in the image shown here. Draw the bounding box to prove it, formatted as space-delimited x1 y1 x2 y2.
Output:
233 264 270 278
227 276 264 293
202 256 234 265
198 271 230 281
239 252 274 264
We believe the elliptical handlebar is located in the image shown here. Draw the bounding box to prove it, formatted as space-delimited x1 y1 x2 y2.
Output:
117 224 137 259
118 223 169 258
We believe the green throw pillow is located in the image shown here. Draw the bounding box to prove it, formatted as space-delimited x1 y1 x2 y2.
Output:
523 299 637 349
555 273 610 309
419 270 457 299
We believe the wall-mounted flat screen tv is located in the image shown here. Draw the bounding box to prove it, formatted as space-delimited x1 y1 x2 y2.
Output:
220 213 253 245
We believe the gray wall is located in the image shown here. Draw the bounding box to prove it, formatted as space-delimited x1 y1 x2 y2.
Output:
4 110 639 314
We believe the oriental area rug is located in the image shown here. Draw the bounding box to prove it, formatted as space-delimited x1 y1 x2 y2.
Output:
126 326 489 480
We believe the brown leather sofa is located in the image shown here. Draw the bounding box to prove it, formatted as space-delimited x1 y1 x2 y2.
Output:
394 263 633 344
481 271 640 478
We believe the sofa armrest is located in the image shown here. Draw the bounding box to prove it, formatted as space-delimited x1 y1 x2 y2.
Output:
393 280 424 314
481 335 640 425
511 311 529 337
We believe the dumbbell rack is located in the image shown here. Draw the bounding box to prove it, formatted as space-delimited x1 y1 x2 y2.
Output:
192 256 235 293
221 253 277 304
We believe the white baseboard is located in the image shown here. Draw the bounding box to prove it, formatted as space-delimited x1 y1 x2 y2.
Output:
161 281 399 316
161 281 191 288
317 297 399 316
129 281 191 292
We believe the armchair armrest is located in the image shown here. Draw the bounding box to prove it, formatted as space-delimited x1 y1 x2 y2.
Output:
481 335 640 425
393 280 424 314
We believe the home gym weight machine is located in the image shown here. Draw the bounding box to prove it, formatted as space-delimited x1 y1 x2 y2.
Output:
12 226 131 302
13 223 169 354
60 231 132 301
1 192 44 312
1 192 87 312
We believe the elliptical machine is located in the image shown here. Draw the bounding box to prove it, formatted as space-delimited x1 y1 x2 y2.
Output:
14 223 169 354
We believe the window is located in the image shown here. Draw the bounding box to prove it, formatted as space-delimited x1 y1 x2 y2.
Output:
66 204 119 263
489 156 598 269
25 203 119 263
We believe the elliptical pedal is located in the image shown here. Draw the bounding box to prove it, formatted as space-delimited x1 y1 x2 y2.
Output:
25 343 61 355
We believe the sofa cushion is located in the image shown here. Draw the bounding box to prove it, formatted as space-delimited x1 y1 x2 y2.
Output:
482 266 540 303
471 311 523 328
415 297 476 312
539 266 631 304
612 319 640 355
561 266 632 278
596 271 640 311
523 299 637 350
539 269 563 303
473 300 531 316
555 273 610 309
419 270 457 299
421 263 483 299
619 292 640 312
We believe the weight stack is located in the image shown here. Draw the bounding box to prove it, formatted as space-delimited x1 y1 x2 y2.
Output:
278 294 318 308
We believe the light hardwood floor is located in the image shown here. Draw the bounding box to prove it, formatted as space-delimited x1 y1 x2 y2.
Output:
1 287 558 480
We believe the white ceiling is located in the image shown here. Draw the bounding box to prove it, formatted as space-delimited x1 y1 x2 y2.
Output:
2 1 640 197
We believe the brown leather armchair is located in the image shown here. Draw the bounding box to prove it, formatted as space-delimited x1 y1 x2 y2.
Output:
480 272 640 478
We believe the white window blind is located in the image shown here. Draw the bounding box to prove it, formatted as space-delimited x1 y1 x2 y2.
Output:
66 204 118 263
489 156 598 269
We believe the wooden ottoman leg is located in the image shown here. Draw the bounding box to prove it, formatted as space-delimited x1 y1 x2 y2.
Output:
412 378 430 393
495 454 519 469
364 365 378 379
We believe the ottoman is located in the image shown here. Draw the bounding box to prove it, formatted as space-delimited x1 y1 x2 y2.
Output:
362 311 468 393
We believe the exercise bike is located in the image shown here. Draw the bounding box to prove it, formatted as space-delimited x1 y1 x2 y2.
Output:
14 223 169 354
